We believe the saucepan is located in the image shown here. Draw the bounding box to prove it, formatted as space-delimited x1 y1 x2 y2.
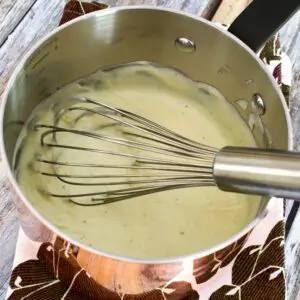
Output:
1 0 299 295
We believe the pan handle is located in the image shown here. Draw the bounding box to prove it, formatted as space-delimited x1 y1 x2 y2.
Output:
214 146 300 200
227 0 300 52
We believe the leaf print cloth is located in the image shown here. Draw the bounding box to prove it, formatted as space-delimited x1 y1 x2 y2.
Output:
5 1 291 299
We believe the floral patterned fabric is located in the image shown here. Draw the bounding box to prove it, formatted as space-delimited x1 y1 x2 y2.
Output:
5 201 286 299
5 1 291 299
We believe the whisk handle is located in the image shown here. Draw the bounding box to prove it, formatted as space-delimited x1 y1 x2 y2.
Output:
214 146 300 200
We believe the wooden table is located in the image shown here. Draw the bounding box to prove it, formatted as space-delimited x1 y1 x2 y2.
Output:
0 0 299 299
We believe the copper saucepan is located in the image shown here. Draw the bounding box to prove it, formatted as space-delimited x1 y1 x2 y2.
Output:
1 0 299 294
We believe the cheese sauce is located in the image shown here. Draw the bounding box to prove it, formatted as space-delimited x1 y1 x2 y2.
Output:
15 62 261 259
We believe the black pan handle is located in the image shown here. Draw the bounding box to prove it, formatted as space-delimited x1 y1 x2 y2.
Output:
228 0 300 52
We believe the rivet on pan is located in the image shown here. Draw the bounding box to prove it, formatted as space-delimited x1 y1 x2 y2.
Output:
252 94 265 115
175 37 196 53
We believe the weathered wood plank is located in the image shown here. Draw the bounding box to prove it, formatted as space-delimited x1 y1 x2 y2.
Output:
0 215 18 298
0 0 65 96
0 0 37 47
286 208 300 300
280 10 300 72
0 163 19 295
107 0 210 14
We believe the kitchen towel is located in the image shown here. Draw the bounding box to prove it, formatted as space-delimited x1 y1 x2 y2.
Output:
5 1 291 299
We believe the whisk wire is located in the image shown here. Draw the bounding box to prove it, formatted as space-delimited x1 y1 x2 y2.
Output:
32 97 218 206
37 125 215 166
61 97 217 153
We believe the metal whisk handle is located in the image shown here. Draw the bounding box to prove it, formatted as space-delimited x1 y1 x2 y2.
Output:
214 147 300 200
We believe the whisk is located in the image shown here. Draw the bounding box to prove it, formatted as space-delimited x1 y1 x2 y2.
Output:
31 96 300 206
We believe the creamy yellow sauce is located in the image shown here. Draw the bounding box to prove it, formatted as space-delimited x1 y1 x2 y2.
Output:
15 62 261 259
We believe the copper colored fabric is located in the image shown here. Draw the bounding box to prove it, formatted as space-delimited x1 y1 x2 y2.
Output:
7 1 288 299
